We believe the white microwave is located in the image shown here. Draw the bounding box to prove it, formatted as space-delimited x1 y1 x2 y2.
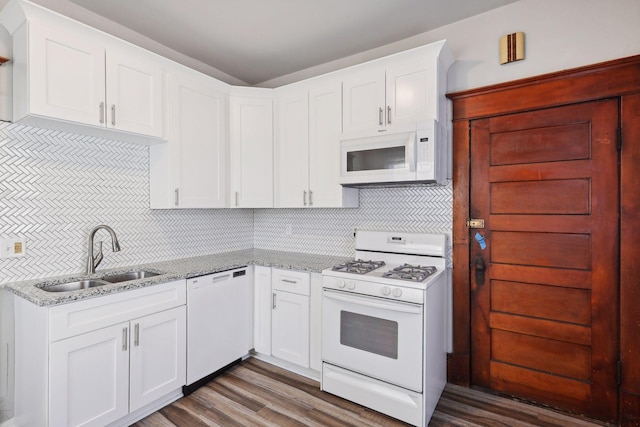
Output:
339 121 446 186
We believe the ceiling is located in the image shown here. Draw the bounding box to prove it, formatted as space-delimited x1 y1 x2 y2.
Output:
31 0 519 86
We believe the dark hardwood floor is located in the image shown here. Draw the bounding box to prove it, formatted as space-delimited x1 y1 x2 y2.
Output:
132 358 610 427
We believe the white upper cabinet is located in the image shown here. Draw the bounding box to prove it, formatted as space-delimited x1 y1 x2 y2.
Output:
308 79 358 207
104 45 163 137
230 89 274 208
275 81 358 208
275 87 310 208
151 70 228 209
342 41 453 135
342 68 386 134
0 0 164 142
27 20 105 127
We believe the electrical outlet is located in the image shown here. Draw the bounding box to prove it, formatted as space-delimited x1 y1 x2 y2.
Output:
0 237 26 258
285 224 293 235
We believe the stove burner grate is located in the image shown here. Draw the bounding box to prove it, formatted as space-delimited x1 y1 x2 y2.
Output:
382 264 437 282
331 259 386 275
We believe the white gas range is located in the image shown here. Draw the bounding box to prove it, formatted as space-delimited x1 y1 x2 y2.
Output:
321 230 447 427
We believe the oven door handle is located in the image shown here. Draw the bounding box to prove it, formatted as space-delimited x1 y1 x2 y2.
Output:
323 290 422 314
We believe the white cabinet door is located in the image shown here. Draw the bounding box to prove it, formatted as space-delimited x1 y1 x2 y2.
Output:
170 73 228 208
105 46 163 137
28 21 105 127
342 67 385 134
386 56 436 129
49 322 129 427
230 95 274 208
253 266 272 355
275 89 309 208
272 290 310 368
308 79 358 208
129 306 186 412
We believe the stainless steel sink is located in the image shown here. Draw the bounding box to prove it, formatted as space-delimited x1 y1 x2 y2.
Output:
41 279 110 292
101 270 161 283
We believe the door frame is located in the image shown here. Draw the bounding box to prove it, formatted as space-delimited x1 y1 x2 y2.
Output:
447 55 640 425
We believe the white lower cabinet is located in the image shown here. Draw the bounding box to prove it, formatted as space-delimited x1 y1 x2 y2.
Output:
50 308 187 427
129 307 187 412
49 322 130 427
254 268 323 373
270 269 310 368
13 280 186 427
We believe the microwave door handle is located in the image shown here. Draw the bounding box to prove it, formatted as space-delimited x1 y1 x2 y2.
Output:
407 134 417 173
323 290 422 314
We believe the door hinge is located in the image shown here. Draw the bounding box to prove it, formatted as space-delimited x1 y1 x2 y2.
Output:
617 360 622 385
466 218 485 229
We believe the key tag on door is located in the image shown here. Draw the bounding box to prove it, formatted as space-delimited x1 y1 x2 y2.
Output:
474 232 487 250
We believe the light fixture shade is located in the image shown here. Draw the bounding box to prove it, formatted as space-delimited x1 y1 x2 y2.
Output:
500 32 525 64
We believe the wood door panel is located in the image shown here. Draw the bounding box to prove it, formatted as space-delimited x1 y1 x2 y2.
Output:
491 180 590 215
489 159 592 183
491 231 590 269
490 361 591 406
491 281 591 324
491 215 591 234
490 124 590 165
491 330 591 380
490 312 591 345
490 264 592 289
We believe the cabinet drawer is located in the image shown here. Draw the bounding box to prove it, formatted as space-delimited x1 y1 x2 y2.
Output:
49 280 186 342
272 269 310 296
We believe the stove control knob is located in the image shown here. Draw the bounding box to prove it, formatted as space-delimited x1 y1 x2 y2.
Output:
392 288 403 298
337 279 346 289
347 282 356 290
381 286 391 296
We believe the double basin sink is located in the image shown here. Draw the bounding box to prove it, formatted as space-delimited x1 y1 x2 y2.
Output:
41 270 162 293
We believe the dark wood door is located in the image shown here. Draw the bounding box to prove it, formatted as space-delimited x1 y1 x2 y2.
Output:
469 100 619 421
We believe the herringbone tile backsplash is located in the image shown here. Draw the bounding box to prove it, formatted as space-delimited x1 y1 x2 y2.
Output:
254 185 452 261
0 121 452 284
0 122 253 284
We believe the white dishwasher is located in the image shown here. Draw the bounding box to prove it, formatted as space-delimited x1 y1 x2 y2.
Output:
185 266 252 392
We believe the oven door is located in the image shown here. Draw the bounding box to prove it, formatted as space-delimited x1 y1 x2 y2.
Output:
340 130 417 185
322 289 423 392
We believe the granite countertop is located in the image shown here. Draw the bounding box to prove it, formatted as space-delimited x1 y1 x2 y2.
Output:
5 249 351 307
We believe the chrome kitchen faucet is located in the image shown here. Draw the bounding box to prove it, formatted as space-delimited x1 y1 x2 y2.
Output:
86 225 121 274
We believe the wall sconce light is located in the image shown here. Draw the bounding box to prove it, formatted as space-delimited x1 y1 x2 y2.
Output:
500 32 525 64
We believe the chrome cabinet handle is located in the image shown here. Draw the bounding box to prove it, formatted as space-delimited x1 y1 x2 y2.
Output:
303 190 307 206
282 279 298 284
272 293 277 309
111 105 116 126
174 188 179 206
379 107 383 126
99 102 105 124
134 323 140 346
122 327 128 351
309 190 313 206
235 191 239 207
387 106 391 124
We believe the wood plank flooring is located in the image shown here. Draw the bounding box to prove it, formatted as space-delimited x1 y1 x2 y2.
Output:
132 358 610 427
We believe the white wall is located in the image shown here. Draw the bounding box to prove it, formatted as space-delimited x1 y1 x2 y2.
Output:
260 0 640 92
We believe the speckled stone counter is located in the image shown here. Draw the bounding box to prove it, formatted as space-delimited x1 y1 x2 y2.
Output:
5 249 351 307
